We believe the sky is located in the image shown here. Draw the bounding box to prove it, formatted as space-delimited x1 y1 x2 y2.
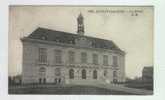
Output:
9 6 153 78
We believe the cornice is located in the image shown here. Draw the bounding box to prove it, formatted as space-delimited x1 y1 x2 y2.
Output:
21 37 125 56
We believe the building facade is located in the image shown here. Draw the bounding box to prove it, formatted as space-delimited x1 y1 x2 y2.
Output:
21 13 125 85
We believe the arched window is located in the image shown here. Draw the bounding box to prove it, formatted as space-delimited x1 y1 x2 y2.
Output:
93 70 97 79
69 69 74 79
113 71 117 77
82 69 86 79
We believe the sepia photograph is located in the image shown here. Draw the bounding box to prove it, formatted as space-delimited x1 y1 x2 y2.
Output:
8 6 153 95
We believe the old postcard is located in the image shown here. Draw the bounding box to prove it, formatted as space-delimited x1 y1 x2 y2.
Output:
8 6 153 95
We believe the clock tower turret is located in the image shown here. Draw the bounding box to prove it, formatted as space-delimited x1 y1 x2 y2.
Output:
77 13 84 35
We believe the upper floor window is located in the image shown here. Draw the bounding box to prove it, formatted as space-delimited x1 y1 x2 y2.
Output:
103 55 108 65
39 48 47 63
68 51 75 64
113 56 118 66
81 52 87 63
93 54 98 65
55 50 62 64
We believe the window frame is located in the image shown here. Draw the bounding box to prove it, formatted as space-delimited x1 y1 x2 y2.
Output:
93 53 98 65
82 69 86 79
55 68 61 76
68 51 75 64
69 69 74 79
38 48 47 63
93 70 97 79
113 56 118 66
54 49 62 64
113 71 117 77
81 52 87 63
103 55 108 66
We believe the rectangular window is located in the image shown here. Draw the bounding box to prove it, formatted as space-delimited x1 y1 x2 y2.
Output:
55 50 62 64
113 56 118 66
39 48 47 63
81 52 87 63
103 55 108 65
68 51 75 63
93 54 98 65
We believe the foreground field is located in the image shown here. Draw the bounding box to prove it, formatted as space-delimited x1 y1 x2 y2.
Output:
9 84 135 95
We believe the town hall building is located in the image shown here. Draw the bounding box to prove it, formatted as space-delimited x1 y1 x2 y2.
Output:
21 13 125 85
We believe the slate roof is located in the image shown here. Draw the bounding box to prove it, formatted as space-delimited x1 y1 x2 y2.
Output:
27 27 123 52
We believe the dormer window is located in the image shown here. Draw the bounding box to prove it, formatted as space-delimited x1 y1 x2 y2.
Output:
41 36 46 40
56 39 59 42
69 40 74 44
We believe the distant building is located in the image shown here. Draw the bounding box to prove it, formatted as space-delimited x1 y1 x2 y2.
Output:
21 13 125 85
142 66 153 83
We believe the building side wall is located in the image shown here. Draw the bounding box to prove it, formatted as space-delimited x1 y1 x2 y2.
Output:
22 42 38 83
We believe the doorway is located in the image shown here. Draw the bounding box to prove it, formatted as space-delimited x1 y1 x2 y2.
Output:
54 78 61 84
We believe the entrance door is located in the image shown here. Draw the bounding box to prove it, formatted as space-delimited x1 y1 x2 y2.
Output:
39 78 46 84
39 78 42 84
58 78 61 83
113 79 117 83
43 78 46 84
54 78 57 84
54 78 62 84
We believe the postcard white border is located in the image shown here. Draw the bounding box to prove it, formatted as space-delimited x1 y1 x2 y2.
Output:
0 0 165 100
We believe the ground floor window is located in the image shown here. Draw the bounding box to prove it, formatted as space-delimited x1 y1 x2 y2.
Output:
69 69 74 79
82 69 86 79
93 70 97 79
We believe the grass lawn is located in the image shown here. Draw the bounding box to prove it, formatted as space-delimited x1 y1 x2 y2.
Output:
9 84 134 95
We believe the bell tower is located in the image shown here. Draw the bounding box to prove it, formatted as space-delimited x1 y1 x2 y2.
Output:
77 13 84 35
